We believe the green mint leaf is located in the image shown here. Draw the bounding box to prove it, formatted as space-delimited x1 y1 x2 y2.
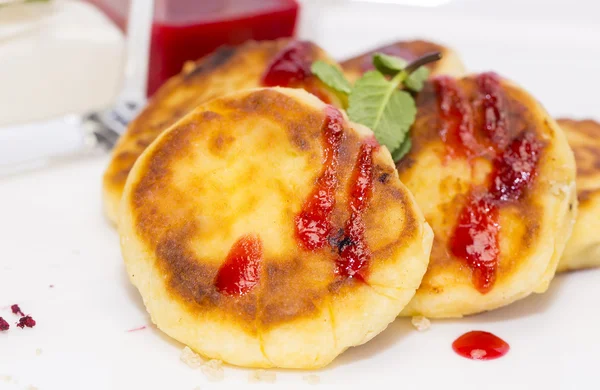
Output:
404 66 430 92
347 71 416 152
373 52 430 92
392 137 412 161
372 53 408 76
310 60 352 95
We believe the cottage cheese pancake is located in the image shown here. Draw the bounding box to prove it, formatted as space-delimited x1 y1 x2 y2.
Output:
104 39 343 225
556 119 600 272
119 88 433 368
396 73 577 317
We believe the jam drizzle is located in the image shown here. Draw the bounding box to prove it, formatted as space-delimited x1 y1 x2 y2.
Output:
295 106 345 250
215 235 263 296
261 40 331 103
477 72 512 151
262 40 313 87
452 331 510 360
490 132 543 202
440 73 544 293
449 194 500 293
336 142 376 280
295 106 377 281
434 76 481 158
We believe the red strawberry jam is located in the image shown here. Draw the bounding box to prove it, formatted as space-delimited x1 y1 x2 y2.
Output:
295 106 377 281
434 76 481 158
490 132 543 202
295 106 345 250
261 41 331 103
440 73 544 293
262 41 313 87
452 331 510 360
215 235 263 296
336 142 377 280
477 72 512 151
449 193 500 293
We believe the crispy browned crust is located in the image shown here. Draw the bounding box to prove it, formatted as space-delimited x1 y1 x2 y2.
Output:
399 75 564 296
557 119 600 206
341 40 459 82
103 40 340 224
126 89 421 329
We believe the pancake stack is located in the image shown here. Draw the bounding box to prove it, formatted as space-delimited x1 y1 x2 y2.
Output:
106 38 595 368
393 74 576 317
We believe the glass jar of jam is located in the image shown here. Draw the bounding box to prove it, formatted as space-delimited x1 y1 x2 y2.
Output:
85 0 299 96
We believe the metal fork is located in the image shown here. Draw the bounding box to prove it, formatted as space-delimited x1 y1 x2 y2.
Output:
87 0 154 150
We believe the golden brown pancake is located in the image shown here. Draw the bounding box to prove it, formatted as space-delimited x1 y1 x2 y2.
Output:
557 119 600 271
103 39 343 225
394 73 577 318
341 40 466 83
119 88 433 368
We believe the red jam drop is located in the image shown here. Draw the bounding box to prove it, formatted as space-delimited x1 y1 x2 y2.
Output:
490 132 543 202
449 194 499 293
434 76 480 158
295 106 345 250
215 235 263 296
262 40 313 87
444 73 544 293
336 142 377 280
452 331 510 360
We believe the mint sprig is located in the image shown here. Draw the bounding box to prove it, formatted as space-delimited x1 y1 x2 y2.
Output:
311 60 352 94
311 51 441 161
347 71 416 152
372 52 436 92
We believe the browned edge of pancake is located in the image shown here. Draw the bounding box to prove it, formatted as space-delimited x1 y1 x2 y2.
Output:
557 118 600 206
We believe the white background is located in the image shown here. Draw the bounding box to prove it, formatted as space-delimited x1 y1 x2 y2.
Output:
0 1 599 389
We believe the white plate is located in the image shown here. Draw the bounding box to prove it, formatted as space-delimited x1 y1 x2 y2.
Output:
1 2 599 389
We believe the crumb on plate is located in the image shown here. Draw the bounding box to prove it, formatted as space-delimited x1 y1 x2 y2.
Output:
17 316 36 329
180 346 204 369
248 369 276 383
201 359 224 382
11 304 24 316
411 316 431 331
470 349 487 360
303 374 320 385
